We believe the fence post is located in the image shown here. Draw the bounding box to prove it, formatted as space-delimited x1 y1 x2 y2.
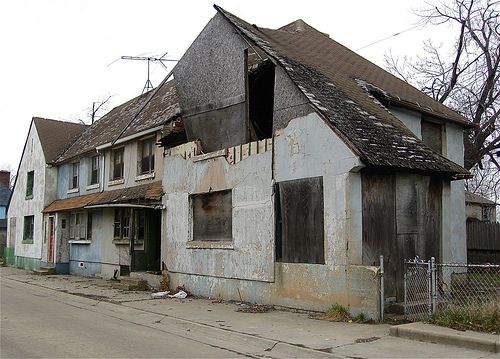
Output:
404 260 407 320
427 259 432 317
380 255 384 322
431 257 437 315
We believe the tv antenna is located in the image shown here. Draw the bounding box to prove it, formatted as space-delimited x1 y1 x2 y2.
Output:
115 51 177 94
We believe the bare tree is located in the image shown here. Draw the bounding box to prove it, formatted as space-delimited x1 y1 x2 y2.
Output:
86 94 114 124
385 0 500 172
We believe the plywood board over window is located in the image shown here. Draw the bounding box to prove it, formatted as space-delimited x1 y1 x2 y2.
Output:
276 176 325 264
192 189 232 242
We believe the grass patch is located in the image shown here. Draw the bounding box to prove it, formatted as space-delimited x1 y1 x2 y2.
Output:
427 300 500 333
320 303 371 323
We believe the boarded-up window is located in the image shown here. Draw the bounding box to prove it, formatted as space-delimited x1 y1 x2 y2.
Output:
276 177 324 264
192 190 232 241
421 120 443 154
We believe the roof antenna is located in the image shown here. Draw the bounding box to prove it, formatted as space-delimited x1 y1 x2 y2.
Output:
119 51 177 94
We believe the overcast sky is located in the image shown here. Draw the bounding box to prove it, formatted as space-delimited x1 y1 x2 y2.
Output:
0 0 457 174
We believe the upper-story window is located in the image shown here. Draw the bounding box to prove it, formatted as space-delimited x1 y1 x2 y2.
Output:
26 170 34 199
421 119 443 154
70 162 79 190
90 156 100 185
111 148 124 180
138 137 155 175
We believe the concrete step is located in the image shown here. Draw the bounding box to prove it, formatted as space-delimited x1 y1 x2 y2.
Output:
112 277 149 291
32 266 56 275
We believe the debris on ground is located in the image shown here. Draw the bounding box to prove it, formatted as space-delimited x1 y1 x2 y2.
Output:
236 303 275 313
151 291 170 298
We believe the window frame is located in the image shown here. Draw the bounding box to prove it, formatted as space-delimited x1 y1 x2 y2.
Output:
25 170 34 199
191 189 233 243
138 137 156 176
69 211 86 240
23 215 34 244
111 147 124 181
69 162 79 190
90 156 100 186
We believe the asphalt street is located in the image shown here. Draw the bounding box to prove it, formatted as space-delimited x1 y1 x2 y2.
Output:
1 267 498 358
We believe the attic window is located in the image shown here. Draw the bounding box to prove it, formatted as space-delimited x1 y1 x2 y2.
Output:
248 60 275 140
421 119 443 154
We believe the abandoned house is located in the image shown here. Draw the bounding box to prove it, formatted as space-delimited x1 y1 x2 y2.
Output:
159 6 472 318
6 118 87 270
6 5 472 319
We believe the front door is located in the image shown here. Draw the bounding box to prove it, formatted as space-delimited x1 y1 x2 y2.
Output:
48 217 55 263
132 209 161 272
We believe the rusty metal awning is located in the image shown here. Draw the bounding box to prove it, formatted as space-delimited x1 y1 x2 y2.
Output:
43 181 164 213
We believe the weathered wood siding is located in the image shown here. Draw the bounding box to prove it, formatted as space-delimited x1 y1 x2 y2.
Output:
467 221 500 263
362 172 441 300
277 176 324 264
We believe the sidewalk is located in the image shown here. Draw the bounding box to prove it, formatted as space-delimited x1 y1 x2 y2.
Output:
1 266 498 358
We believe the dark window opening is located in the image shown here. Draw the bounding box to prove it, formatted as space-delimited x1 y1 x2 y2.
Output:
139 137 155 175
275 177 325 264
192 190 232 241
248 60 275 140
90 156 99 185
70 162 79 189
26 171 34 198
114 208 131 239
23 215 34 242
87 211 93 240
112 148 124 180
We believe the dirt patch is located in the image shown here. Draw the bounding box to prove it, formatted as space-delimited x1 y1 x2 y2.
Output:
236 303 275 313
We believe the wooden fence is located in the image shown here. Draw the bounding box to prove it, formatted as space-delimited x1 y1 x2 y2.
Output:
466 221 500 264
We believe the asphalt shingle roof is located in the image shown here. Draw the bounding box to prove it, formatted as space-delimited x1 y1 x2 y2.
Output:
57 80 180 164
33 117 88 164
215 5 469 176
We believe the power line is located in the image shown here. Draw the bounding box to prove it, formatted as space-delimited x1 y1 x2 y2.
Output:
355 25 421 51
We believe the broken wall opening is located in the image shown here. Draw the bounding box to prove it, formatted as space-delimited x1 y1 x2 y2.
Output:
248 60 275 140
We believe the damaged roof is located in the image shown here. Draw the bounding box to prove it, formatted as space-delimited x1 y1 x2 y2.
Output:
215 5 469 176
57 80 180 164
33 117 88 164
43 181 164 213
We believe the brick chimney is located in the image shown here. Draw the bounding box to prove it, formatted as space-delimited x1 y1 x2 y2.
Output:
0 171 10 189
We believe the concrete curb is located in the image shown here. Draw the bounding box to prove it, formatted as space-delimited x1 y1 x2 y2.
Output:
389 322 500 353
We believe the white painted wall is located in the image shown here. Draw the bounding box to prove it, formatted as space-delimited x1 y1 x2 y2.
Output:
7 123 47 265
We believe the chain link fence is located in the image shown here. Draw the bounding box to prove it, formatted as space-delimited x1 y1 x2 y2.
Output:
404 258 500 322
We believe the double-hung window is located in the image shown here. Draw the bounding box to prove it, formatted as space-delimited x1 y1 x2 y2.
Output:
70 162 79 190
139 137 155 175
90 156 100 185
111 148 124 180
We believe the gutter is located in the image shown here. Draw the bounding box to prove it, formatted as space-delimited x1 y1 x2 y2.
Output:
96 125 163 151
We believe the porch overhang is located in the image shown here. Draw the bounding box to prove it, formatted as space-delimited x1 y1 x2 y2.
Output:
42 181 164 213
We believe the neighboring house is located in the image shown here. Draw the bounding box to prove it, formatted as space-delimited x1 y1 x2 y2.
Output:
465 191 499 264
41 81 178 278
0 171 12 258
465 191 497 222
6 118 87 271
157 6 472 318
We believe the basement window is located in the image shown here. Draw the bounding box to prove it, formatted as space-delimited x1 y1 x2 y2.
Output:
275 177 325 264
191 190 232 243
